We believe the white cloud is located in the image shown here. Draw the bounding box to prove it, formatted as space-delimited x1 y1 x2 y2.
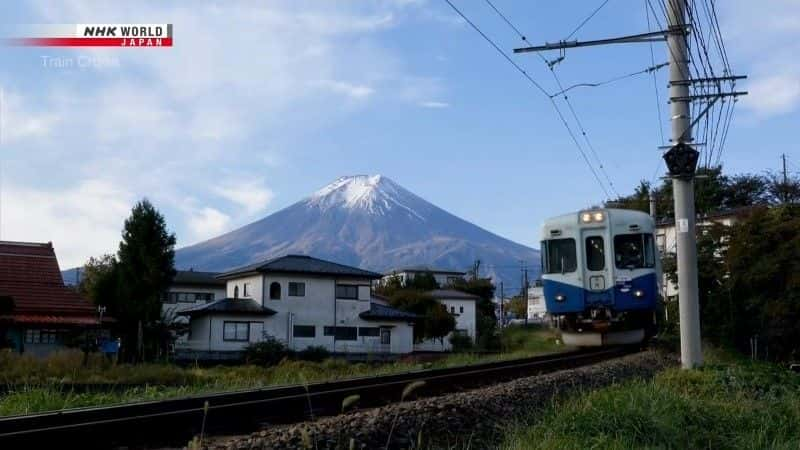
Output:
186 207 231 242
213 180 275 215
312 80 376 99
1 179 133 268
0 89 58 143
745 74 800 117
419 100 450 108
721 0 800 117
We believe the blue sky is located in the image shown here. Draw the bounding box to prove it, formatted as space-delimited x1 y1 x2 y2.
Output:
1 0 798 267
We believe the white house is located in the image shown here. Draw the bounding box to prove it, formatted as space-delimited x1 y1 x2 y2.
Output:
655 206 750 301
414 289 479 352
175 255 416 360
527 283 547 320
162 270 226 324
381 266 466 288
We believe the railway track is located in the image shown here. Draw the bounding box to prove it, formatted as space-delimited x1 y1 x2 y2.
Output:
0 346 635 448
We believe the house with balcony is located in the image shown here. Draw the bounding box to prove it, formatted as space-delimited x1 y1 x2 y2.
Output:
0 241 114 357
161 270 226 324
381 266 466 288
175 255 416 360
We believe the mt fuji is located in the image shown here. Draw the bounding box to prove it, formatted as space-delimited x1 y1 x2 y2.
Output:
175 175 540 290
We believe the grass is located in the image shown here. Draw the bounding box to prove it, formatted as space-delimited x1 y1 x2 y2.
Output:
501 346 800 450
0 325 562 417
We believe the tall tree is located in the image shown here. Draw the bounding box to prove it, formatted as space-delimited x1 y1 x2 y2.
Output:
388 289 455 343
113 199 176 361
78 254 117 305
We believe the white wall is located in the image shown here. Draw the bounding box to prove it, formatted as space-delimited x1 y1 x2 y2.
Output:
184 314 268 352
416 297 477 352
527 286 547 319
227 275 263 301
162 284 226 325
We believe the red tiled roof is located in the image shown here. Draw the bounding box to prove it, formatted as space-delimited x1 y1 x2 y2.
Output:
0 241 98 320
0 314 102 325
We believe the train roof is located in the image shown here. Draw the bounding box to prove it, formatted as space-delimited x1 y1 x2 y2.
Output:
541 208 654 238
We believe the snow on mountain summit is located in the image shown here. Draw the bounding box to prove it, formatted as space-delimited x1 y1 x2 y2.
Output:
307 175 425 219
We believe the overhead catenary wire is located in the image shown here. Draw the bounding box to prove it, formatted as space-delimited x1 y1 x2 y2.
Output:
565 0 613 41
445 0 613 200
481 0 621 198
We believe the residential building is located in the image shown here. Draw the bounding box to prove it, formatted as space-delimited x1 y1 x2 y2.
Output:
162 270 226 324
381 266 466 288
0 241 113 357
175 255 416 360
527 282 547 320
655 207 750 300
415 288 479 352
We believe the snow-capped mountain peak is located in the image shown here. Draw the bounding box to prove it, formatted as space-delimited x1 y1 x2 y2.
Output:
307 174 424 219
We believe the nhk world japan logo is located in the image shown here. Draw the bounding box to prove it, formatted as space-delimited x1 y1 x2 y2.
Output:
4 24 172 47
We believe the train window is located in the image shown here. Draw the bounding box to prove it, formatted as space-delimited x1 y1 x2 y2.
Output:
542 238 577 274
614 234 656 269
585 236 605 271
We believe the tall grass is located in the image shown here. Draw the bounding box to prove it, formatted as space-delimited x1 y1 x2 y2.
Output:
0 326 561 417
501 348 800 450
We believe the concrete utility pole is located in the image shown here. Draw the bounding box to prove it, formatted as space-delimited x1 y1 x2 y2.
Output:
782 154 788 203
499 281 505 327
666 0 702 368
649 191 657 219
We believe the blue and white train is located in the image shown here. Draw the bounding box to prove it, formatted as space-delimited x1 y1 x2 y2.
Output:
540 208 660 346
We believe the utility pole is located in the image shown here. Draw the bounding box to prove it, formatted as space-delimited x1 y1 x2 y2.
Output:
523 268 529 326
782 154 788 203
499 281 504 327
665 0 702 368
649 191 657 219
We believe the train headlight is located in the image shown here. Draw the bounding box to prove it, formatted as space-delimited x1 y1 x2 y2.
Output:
581 213 592 223
593 212 604 222
633 289 645 298
555 293 566 302
580 211 606 223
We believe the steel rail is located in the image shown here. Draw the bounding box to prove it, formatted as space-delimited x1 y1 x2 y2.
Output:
0 346 635 448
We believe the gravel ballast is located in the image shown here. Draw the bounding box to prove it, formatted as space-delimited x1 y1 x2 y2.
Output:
207 350 675 450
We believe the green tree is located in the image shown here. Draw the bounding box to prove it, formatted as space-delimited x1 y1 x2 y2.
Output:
78 254 118 306
404 272 439 291
111 199 177 361
388 289 455 343
508 295 527 318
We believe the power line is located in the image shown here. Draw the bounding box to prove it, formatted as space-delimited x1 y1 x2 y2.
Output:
565 0 613 40
479 0 619 198
445 0 612 200
549 62 668 97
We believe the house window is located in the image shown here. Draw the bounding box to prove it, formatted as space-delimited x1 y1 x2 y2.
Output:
243 283 251 297
323 326 357 341
450 306 456 314
460 306 464 314
223 322 250 341
380 328 391 345
269 282 281 300
289 282 306 297
335 284 359 299
25 329 58 344
293 325 316 338
358 327 380 337
195 293 213 302
234 286 239 299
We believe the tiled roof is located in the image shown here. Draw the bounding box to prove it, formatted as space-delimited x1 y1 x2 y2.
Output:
218 255 382 280
426 289 481 301
177 298 277 317
359 302 418 322
0 241 100 322
173 270 225 286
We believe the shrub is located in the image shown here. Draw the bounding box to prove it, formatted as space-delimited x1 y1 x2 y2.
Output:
449 333 473 353
296 346 330 362
243 337 291 366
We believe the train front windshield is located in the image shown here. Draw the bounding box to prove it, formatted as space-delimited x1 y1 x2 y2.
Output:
613 234 656 269
541 238 577 274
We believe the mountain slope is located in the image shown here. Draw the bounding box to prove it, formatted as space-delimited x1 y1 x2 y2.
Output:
175 175 540 290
